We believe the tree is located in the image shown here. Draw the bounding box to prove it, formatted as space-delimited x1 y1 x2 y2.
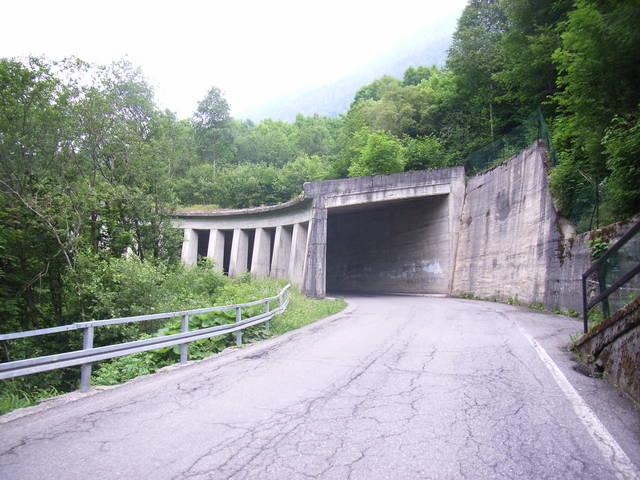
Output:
278 154 330 199
352 76 401 105
447 0 508 142
193 86 230 171
402 65 433 86
403 136 451 170
603 111 640 216
495 0 572 117
347 129 406 177
550 0 640 224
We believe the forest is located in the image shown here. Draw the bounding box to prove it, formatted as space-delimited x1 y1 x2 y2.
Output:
1 0 639 407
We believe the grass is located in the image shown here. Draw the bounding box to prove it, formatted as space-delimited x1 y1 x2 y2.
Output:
175 204 221 213
270 289 346 335
0 383 60 416
527 302 545 312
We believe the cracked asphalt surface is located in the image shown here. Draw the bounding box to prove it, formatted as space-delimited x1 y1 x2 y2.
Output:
1 295 639 479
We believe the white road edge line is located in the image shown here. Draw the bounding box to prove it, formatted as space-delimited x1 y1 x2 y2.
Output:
516 323 639 480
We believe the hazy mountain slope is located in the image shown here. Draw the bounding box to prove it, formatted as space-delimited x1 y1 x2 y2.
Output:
241 25 455 122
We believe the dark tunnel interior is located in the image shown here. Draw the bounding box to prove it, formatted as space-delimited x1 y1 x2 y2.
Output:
326 195 451 295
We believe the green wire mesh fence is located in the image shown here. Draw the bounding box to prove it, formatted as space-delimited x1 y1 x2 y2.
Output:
464 108 555 176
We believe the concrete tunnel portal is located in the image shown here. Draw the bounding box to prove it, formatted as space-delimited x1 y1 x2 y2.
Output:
175 165 466 298
326 195 452 295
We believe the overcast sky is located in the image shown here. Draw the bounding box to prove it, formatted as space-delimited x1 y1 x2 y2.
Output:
1 0 467 119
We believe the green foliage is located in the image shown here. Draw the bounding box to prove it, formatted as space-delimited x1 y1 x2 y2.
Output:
566 309 579 318
588 237 609 260
602 111 640 217
347 129 406 177
528 302 546 312
506 296 520 306
279 154 331 199
402 66 433 86
0 381 60 415
403 136 451 171
93 351 169 386
447 0 508 142
90 276 345 388
352 76 401 105
551 0 640 225
269 290 346 335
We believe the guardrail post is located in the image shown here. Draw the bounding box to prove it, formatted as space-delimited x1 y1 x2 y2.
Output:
80 325 94 392
180 314 189 364
235 307 242 346
264 300 270 332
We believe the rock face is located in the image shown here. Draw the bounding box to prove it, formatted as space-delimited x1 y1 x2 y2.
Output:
451 144 561 305
575 294 640 403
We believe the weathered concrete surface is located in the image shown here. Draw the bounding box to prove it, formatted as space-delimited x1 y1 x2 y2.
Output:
181 228 198 266
2 296 639 480
288 222 308 288
326 196 450 294
250 228 271 279
304 166 466 296
303 197 327 297
551 216 640 313
228 228 249 277
576 294 640 403
207 229 225 272
452 142 561 306
271 225 292 280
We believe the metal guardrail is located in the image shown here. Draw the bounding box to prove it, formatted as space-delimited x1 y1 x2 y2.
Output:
0 284 291 392
582 220 640 333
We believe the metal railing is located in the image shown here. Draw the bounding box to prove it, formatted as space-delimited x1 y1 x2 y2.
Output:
0 284 291 392
582 220 640 333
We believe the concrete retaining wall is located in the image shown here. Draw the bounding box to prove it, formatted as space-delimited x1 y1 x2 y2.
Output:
550 216 640 313
451 143 561 306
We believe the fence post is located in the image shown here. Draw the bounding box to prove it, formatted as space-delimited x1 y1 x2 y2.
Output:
264 300 270 332
180 314 189 364
597 267 611 319
582 276 589 334
235 307 242 346
80 325 94 392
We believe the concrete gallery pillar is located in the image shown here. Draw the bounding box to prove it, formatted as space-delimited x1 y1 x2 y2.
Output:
303 197 327 298
207 229 225 272
251 228 271 279
288 222 308 287
181 228 198 266
229 229 249 277
270 226 292 279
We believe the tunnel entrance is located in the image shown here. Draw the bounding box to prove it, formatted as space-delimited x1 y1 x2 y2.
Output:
326 195 451 295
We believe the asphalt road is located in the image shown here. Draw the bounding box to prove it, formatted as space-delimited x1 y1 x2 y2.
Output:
1 296 639 480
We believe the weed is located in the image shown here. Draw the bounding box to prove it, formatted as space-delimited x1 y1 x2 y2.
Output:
506 296 520 306
528 302 545 312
